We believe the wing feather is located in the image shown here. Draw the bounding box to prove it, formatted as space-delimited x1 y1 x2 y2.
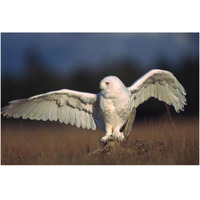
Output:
62 106 67 123
29 103 43 120
75 109 81 128
85 113 91 129
89 114 96 130
34 102 47 120
128 69 186 112
80 111 86 129
4 100 28 118
22 103 39 119
69 107 75 125
64 107 70 124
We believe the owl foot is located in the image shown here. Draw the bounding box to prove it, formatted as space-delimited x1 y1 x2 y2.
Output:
100 131 125 144
100 134 114 144
112 131 125 142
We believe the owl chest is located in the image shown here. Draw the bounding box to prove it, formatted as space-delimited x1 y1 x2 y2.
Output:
99 96 131 122
100 98 115 117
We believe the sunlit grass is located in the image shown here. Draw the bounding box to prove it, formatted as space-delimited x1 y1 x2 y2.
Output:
1 116 199 165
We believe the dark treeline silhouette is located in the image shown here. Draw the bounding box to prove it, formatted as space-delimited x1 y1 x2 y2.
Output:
1 49 199 120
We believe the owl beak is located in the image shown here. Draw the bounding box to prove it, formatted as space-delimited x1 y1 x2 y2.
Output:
99 84 103 91
99 82 104 91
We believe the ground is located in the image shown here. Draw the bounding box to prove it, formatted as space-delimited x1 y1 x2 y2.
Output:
1 116 199 165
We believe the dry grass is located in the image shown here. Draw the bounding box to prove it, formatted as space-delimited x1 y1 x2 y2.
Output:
1 116 199 165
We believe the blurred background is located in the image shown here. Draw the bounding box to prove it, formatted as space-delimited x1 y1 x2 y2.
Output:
1 33 199 119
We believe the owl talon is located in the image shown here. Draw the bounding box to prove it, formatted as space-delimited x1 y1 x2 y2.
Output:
100 136 108 144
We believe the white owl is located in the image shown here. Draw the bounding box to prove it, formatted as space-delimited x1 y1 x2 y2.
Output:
2 69 186 143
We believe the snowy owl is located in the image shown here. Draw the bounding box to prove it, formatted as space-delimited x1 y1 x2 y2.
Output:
2 69 186 143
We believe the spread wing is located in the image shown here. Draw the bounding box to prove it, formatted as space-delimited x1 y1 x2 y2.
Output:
127 69 187 113
1 89 103 130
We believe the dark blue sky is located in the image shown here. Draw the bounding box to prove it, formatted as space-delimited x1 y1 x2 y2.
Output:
1 33 199 77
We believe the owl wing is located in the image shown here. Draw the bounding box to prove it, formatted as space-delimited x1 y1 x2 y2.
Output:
127 69 187 112
2 89 105 130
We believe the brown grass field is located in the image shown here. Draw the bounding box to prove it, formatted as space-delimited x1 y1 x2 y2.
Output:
1 116 199 165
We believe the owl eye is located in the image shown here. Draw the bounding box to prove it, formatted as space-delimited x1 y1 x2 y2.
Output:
105 81 109 86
